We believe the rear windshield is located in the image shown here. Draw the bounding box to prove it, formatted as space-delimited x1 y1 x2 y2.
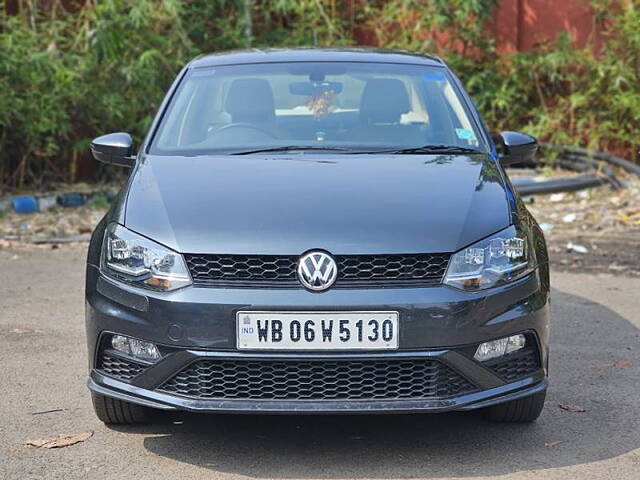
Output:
149 62 485 155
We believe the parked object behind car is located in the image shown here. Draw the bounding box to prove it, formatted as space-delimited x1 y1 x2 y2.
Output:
86 48 549 425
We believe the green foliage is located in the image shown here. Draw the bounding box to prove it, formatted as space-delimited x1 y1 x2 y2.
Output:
90 192 111 210
0 0 638 189
0 0 196 188
363 0 497 57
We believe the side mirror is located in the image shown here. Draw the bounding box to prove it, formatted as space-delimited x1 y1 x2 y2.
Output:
90 132 135 167
499 131 538 166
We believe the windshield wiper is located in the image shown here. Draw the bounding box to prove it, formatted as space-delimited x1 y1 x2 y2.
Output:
229 144 482 155
354 145 483 155
230 145 354 155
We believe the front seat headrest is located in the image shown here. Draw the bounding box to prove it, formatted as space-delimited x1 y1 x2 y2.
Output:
225 78 276 123
360 78 411 125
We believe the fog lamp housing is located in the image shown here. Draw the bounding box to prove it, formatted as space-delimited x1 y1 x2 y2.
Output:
111 334 161 362
474 334 526 362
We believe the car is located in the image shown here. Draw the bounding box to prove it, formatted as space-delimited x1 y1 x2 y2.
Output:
86 48 549 425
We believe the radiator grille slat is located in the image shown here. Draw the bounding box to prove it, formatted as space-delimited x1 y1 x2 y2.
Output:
485 348 541 382
98 353 147 381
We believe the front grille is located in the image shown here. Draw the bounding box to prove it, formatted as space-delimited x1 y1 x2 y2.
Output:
184 253 450 287
485 348 541 382
98 353 147 381
159 357 477 401
186 254 297 284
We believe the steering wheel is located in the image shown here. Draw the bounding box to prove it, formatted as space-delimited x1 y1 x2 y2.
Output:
213 123 275 138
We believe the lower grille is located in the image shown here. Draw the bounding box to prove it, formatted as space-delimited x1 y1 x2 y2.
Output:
485 348 541 382
159 357 477 401
98 353 147 381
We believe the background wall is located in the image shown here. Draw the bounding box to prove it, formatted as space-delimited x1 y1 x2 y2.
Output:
492 0 605 53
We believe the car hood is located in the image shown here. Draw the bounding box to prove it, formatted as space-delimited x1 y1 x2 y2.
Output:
123 153 511 255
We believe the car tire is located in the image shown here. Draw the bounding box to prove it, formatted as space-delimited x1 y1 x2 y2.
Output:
483 390 546 423
91 392 150 425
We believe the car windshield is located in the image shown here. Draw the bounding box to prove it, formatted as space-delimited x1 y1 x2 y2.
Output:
149 62 485 155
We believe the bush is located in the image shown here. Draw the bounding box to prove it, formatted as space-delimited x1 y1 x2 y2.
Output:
0 0 195 188
0 0 638 189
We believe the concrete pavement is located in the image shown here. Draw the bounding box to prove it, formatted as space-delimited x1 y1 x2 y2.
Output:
1 246 638 479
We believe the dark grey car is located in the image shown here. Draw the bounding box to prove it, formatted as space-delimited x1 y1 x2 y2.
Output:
86 49 549 424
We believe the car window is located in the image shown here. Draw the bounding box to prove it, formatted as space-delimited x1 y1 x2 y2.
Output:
150 62 484 155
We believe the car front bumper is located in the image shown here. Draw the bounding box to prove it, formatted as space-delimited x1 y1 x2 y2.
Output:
88 364 548 414
85 263 550 414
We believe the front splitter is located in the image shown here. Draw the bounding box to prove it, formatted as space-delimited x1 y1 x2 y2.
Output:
88 370 548 414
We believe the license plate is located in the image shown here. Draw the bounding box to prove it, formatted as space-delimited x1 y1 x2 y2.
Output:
236 311 399 350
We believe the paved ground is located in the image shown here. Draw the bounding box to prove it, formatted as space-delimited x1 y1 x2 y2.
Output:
1 246 638 480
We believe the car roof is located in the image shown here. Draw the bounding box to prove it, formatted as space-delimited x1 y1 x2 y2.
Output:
188 48 445 69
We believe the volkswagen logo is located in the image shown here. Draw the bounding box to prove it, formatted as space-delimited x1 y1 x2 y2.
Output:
297 251 338 291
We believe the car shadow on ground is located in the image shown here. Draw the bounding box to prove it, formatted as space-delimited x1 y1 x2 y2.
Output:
112 289 639 478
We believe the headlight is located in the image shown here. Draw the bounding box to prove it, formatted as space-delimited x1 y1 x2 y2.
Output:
101 223 192 292
444 225 535 291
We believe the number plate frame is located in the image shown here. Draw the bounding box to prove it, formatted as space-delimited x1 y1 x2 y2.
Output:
236 311 399 351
